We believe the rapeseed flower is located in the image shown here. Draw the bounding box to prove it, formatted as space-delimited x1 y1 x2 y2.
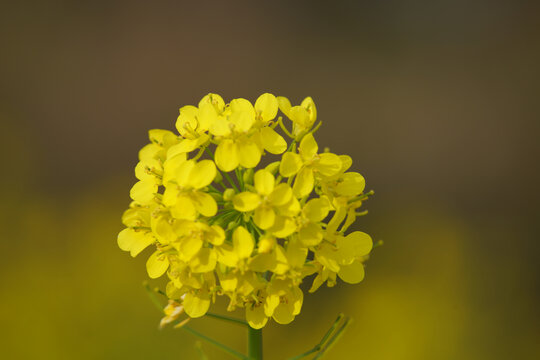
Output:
118 93 375 330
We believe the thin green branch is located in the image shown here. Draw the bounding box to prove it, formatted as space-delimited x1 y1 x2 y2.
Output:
236 168 245 191
288 314 349 360
143 281 165 313
181 326 248 360
206 312 249 327
278 117 294 138
192 145 207 161
195 341 209 360
313 317 351 359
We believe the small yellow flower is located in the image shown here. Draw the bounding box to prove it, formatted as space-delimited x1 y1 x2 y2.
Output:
279 133 342 197
277 96 317 137
160 299 185 329
216 226 254 271
233 169 293 229
162 159 217 220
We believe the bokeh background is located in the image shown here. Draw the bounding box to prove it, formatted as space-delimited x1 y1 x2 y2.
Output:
1 1 539 359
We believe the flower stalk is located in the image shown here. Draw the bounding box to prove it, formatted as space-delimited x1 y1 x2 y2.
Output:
248 327 263 360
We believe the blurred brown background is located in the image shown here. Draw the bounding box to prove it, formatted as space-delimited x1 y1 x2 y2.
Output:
1 1 539 359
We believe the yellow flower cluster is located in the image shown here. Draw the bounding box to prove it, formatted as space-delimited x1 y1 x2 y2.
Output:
118 93 374 329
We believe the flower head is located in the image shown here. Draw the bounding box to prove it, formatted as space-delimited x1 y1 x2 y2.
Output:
118 93 375 329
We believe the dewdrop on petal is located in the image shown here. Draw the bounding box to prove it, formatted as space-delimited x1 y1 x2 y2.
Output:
118 93 375 330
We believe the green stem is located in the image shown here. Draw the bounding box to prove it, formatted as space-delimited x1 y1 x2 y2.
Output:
248 327 263 360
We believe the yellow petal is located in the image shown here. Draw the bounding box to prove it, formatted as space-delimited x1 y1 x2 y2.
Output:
237 275 256 296
192 192 217 217
215 139 239 172
254 169 274 195
257 236 276 253
178 235 203 262
152 216 176 245
208 225 225 246
166 144 189 163
249 253 276 272
268 183 292 206
238 140 261 168
170 194 197 220
189 248 217 273
316 153 342 177
149 129 178 148
279 152 302 177
233 192 261 212
309 270 328 293
338 261 365 284
299 133 318 160
233 226 254 259
300 96 317 123
168 134 209 155
260 127 287 154
265 161 281 175
246 304 268 329
336 172 365 196
162 186 179 207
175 105 199 137
277 96 292 118
272 302 295 324
135 159 161 181
293 167 314 197
339 155 353 173
291 286 304 315
337 231 373 258
230 98 256 117
285 240 308 268
198 93 225 113
188 160 216 189
162 153 187 185
229 98 254 130
218 272 238 292
216 244 239 267
138 143 162 162
121 207 151 228
146 251 170 279
298 222 323 247
175 160 196 188
166 281 184 299
129 179 157 204
253 206 275 230
209 116 231 137
272 245 289 275
269 216 297 238
277 196 301 217
183 290 210 318
314 244 340 273
197 103 218 132
302 197 331 223
254 93 278 122
117 228 154 257
289 106 310 129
